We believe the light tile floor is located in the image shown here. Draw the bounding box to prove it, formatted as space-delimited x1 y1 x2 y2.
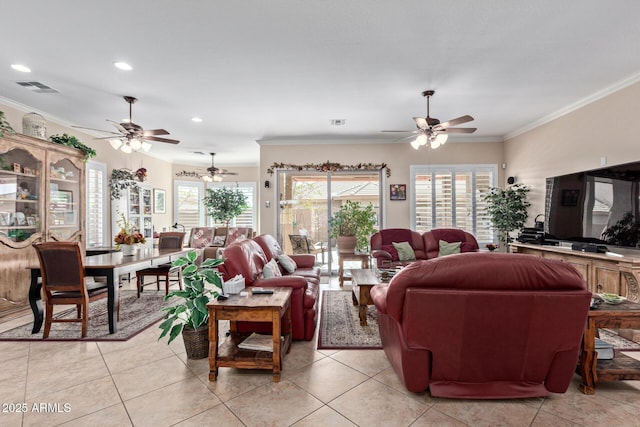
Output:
1 277 640 426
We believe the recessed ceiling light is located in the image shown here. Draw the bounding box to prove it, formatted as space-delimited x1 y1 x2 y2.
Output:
11 64 31 73
191 117 203 123
113 61 132 71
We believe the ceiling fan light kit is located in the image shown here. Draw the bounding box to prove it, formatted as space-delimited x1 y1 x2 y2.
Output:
383 89 476 151
73 96 179 154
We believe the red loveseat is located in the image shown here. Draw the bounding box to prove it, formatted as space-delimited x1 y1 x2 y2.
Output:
370 252 591 398
370 228 479 268
218 234 319 340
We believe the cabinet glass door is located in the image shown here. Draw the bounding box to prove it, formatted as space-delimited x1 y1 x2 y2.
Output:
48 158 80 240
0 148 41 242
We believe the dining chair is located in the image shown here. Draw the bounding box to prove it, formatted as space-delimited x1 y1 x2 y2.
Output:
136 232 185 297
289 234 326 263
32 241 116 338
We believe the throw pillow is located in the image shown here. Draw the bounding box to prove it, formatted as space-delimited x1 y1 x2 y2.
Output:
212 235 226 246
439 240 461 257
461 241 477 252
380 244 399 261
392 241 416 261
277 254 297 274
261 258 282 278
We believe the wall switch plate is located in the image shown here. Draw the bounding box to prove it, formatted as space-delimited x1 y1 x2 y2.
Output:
601 156 607 166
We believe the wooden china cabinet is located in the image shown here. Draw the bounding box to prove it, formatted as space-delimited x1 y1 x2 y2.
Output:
0 133 85 310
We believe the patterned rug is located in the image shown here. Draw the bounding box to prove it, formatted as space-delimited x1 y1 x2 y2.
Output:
0 290 172 341
317 290 382 349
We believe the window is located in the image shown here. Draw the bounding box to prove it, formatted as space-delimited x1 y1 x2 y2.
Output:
206 182 257 229
85 161 108 247
173 180 205 237
411 164 497 243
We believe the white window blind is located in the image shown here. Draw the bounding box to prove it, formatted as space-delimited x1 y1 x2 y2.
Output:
174 181 205 237
411 164 497 244
85 161 107 247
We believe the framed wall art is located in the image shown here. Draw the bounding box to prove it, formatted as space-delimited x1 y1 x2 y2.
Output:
154 188 166 214
390 184 406 201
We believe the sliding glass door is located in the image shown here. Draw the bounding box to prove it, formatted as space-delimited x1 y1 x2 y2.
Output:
276 170 382 275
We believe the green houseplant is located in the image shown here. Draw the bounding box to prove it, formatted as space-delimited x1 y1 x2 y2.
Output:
483 184 531 245
49 133 96 162
159 251 224 359
202 186 248 243
329 200 377 253
109 168 139 200
0 111 16 138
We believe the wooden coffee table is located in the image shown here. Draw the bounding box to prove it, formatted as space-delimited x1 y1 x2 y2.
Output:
207 287 292 382
577 299 640 394
350 269 380 326
338 253 370 287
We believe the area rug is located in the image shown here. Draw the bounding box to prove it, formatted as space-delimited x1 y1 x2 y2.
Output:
0 290 173 341
317 290 382 350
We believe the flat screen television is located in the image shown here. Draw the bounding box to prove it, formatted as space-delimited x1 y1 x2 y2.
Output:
545 160 640 248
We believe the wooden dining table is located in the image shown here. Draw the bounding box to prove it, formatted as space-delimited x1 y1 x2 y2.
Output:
28 248 191 335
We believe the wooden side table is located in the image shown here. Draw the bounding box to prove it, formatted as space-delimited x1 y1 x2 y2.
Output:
338 253 370 286
207 287 292 382
576 299 640 394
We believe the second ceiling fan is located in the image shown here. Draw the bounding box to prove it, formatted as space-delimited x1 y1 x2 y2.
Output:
383 90 476 150
201 152 238 182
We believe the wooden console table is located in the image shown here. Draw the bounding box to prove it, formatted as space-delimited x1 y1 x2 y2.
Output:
207 287 292 382
510 243 640 301
577 299 640 394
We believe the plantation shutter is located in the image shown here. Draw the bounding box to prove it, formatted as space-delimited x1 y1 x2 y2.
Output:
174 181 204 236
86 161 107 247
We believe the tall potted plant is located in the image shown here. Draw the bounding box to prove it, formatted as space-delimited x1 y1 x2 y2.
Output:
158 251 223 359
483 184 531 246
202 186 248 244
329 200 377 253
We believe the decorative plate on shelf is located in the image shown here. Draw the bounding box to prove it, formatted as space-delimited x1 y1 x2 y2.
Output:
599 293 626 305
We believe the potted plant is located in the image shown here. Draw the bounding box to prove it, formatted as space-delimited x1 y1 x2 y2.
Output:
483 184 531 246
0 111 15 138
109 168 139 200
158 250 224 359
202 186 248 244
48 133 96 162
329 200 377 253
113 213 146 255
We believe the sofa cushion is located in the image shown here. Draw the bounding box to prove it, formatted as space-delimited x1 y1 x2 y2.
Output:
393 241 416 261
438 240 461 256
380 244 399 261
261 259 282 278
277 254 298 273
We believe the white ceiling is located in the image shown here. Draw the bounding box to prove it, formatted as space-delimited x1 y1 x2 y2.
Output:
1 1 639 168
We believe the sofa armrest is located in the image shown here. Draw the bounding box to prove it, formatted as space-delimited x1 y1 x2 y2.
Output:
253 275 308 290
371 249 392 260
289 254 316 268
370 283 390 314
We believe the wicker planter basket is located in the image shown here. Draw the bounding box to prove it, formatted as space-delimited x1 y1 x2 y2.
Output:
182 324 209 359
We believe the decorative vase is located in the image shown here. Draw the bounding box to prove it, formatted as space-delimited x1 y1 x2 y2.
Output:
337 235 357 254
120 244 139 256
182 324 209 359
22 112 46 139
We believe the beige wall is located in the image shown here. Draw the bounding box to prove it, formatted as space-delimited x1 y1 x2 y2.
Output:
0 101 176 234
504 81 640 225
259 139 505 236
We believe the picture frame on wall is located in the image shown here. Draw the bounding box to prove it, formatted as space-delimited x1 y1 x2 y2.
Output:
561 189 580 207
154 188 166 214
390 184 407 201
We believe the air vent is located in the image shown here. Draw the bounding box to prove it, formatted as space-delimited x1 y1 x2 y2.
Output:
16 81 60 94
330 119 346 126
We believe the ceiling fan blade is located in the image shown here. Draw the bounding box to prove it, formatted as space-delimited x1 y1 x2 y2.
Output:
413 117 429 129
436 115 474 129
71 125 122 135
381 130 419 133
144 136 180 144
220 171 238 176
107 119 129 134
143 128 170 136
94 135 125 140
443 127 477 134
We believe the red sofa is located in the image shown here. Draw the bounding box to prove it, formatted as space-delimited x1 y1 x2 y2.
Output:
370 252 591 398
218 234 320 340
370 228 479 268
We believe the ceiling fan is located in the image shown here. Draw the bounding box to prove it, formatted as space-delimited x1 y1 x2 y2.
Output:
201 152 238 182
73 96 179 153
382 90 476 150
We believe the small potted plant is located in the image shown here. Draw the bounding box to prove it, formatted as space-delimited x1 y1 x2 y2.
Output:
48 133 96 162
113 213 146 255
158 251 224 359
329 200 377 253
0 111 16 138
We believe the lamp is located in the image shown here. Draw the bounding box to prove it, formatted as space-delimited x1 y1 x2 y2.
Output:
410 131 448 150
108 137 152 153
172 222 185 232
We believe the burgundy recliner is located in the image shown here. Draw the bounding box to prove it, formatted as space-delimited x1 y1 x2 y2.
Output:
370 252 591 398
